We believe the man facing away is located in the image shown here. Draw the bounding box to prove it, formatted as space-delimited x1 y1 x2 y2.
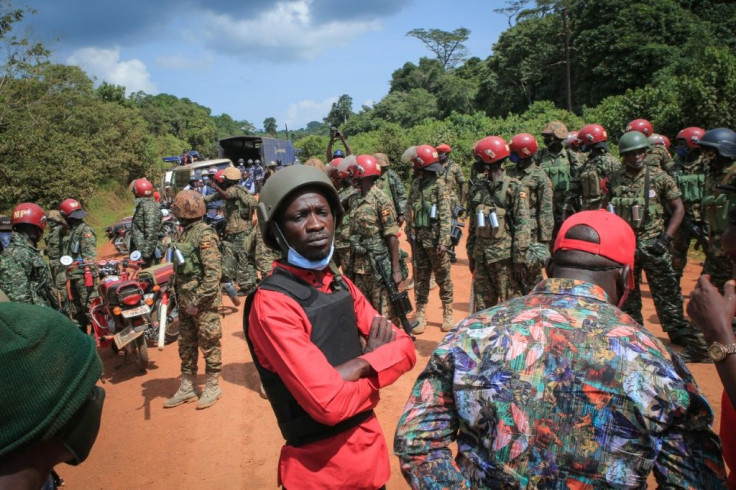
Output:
245 165 416 489
395 210 726 488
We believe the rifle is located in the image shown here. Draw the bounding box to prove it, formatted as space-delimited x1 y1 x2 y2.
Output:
682 217 709 251
36 275 61 312
448 204 466 263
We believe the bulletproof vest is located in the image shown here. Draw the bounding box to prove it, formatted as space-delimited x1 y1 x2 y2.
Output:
243 266 373 446
474 178 510 240
677 173 705 206
541 153 572 193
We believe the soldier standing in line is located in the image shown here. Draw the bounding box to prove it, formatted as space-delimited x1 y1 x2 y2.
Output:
374 153 407 226
44 210 68 308
165 190 223 410
605 131 708 361
0 203 57 307
329 157 359 279
347 155 403 323
467 136 531 312
507 133 554 292
576 124 621 211
626 118 673 170
405 145 454 334
436 144 467 264
669 127 707 284
130 178 162 268
700 128 736 293
206 166 258 295
59 198 98 333
536 120 581 240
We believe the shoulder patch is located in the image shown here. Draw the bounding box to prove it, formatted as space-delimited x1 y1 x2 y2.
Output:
200 241 211 250
83 232 93 238
519 191 527 199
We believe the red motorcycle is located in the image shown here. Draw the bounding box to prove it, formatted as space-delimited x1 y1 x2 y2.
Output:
137 262 179 350
61 252 153 372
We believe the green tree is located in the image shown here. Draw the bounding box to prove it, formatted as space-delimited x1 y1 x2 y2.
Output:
323 94 353 127
263 117 277 135
406 28 471 69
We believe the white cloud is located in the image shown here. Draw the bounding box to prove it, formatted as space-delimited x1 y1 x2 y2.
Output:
198 1 381 61
67 47 157 94
285 95 338 128
155 53 213 71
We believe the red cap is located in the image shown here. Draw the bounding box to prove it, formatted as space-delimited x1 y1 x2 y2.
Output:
554 210 635 289
435 143 452 153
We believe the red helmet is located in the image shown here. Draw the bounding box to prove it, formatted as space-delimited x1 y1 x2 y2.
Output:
213 169 226 184
626 119 653 137
153 191 161 203
12 203 47 231
335 156 355 180
676 127 705 149
132 178 154 197
563 130 580 148
648 133 671 149
350 154 381 179
59 198 83 218
473 136 510 164
578 124 608 145
410 145 440 169
435 143 452 154
509 133 539 158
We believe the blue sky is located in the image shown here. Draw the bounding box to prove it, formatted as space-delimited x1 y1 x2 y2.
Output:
21 0 510 131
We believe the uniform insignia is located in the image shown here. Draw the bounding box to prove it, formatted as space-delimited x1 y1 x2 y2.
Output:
200 241 211 250
648 189 656 198
519 192 527 199
83 233 93 238
381 209 391 218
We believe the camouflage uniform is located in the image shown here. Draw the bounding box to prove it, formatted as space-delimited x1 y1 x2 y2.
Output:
172 221 223 376
578 151 621 210
536 148 581 238
702 162 736 292
61 220 99 331
376 168 407 219
0 232 56 306
467 174 531 310
406 173 453 307
252 227 281 278
130 196 162 266
349 186 400 321
605 165 695 339
43 212 68 305
669 155 706 282
207 185 257 291
439 159 466 212
335 185 358 278
645 145 674 170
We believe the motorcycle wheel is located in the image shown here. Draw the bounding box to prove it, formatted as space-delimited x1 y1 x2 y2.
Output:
132 336 149 372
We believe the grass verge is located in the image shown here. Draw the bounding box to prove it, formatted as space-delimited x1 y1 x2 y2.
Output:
85 181 135 253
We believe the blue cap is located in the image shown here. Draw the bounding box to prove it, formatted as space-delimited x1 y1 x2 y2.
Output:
333 149 345 158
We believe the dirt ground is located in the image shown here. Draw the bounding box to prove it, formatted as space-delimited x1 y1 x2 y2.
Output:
59 235 727 489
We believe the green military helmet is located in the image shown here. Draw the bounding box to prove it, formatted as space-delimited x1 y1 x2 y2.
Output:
618 131 651 154
541 121 569 140
257 165 343 251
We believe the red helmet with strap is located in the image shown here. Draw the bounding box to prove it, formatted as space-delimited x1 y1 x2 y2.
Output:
676 127 705 149
648 133 671 149
335 156 354 180
473 136 510 164
59 198 82 218
626 118 653 137
12 203 47 231
411 145 440 169
351 155 381 179
509 133 539 158
578 124 608 145
132 178 154 197
435 143 452 154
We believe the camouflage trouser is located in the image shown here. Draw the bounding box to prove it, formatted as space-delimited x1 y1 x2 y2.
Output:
413 241 453 306
671 224 695 282
703 251 734 293
353 271 398 325
622 243 694 338
178 305 222 375
223 231 257 291
51 266 69 310
68 276 99 333
473 258 522 311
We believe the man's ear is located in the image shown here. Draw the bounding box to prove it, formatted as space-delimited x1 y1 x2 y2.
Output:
544 256 554 278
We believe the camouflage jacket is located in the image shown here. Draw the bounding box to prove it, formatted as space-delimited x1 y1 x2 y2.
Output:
131 197 162 258
406 173 452 248
506 163 554 243
439 160 466 206
702 162 736 254
335 185 359 250
668 155 706 221
467 173 531 265
645 145 674 170
348 186 400 275
605 165 681 242
0 232 56 306
207 185 257 235
172 221 222 308
43 220 65 262
536 147 582 216
376 168 407 217
577 151 621 210
62 221 97 277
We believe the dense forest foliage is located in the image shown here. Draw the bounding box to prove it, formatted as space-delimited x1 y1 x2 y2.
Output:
1 0 735 211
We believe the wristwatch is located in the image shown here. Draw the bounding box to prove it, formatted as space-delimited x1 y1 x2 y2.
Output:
707 342 736 362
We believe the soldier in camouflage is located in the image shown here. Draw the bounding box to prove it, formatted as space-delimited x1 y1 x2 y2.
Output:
59 198 98 333
626 119 674 170
405 145 454 334
468 136 531 311
206 166 258 295
0 203 57 307
374 153 407 225
507 133 553 293
605 131 708 361
436 144 467 213
0 215 10 252
700 128 736 293
130 178 162 268
329 157 359 279
576 124 621 211
536 120 582 240
347 155 403 323
44 210 68 307
252 226 281 278
165 190 223 410
669 127 707 283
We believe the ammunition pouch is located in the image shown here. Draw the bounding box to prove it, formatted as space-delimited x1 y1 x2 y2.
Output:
544 163 571 193
580 169 602 198
702 193 735 236
677 174 705 205
171 241 200 276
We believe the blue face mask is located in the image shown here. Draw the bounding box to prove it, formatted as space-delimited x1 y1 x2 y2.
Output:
675 147 688 159
509 153 520 164
287 241 334 270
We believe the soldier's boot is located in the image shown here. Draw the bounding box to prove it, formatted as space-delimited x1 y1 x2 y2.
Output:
412 303 427 335
197 373 223 409
164 374 199 408
441 303 454 332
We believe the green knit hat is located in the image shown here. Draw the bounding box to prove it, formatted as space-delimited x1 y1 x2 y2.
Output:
0 303 102 457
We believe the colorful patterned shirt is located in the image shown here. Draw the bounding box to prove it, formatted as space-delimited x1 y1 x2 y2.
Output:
394 278 726 489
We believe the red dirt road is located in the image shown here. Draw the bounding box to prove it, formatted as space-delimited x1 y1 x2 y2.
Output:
59 238 727 489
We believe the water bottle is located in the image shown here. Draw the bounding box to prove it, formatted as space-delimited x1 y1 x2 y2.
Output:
166 248 173 263
631 204 641 222
72 241 80 254
173 247 186 266
489 211 500 229
477 210 486 228
607 203 615 214
429 204 437 220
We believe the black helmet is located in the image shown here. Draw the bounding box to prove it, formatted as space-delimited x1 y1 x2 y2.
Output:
257 165 343 251
699 128 736 158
